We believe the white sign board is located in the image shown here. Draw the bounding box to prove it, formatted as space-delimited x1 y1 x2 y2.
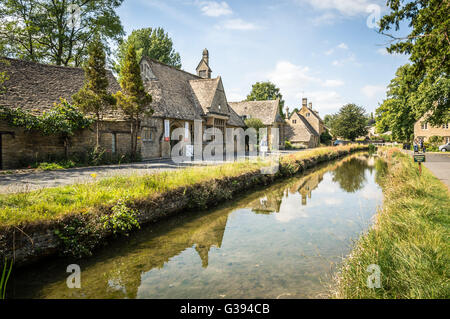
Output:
164 119 170 141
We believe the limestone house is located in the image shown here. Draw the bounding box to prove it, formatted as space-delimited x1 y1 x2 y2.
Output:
0 57 130 169
414 113 450 144
139 49 245 159
284 98 324 148
228 99 286 150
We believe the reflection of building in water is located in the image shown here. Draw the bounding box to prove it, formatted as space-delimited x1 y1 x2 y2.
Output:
288 170 324 205
247 193 283 214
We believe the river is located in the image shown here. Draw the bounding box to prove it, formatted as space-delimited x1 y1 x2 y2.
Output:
8 152 386 299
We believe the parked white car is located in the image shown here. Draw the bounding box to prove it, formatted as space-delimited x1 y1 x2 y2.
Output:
439 143 450 152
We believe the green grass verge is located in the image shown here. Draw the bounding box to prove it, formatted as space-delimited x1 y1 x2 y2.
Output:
0 145 366 227
332 148 450 299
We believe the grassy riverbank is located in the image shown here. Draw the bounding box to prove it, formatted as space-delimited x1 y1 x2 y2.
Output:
332 148 449 299
0 145 366 227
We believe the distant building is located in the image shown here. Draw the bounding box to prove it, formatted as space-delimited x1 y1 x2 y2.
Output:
284 98 324 148
414 113 450 143
228 99 286 150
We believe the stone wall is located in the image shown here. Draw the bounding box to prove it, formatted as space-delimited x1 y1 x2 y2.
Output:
0 120 132 169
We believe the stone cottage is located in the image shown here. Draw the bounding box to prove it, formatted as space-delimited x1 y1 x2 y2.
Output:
0 57 130 169
414 113 450 144
285 98 324 148
138 49 245 159
228 99 285 150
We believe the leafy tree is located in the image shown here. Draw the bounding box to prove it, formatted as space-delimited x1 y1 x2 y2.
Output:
0 0 124 66
378 0 450 125
244 118 265 130
323 114 336 128
114 27 181 75
40 99 94 158
114 45 152 159
329 104 368 141
72 35 116 148
320 130 333 145
375 64 420 141
246 81 285 117
0 59 9 95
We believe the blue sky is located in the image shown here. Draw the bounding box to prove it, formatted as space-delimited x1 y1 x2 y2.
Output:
117 0 411 116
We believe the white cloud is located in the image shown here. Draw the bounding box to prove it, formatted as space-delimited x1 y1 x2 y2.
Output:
216 18 260 30
311 12 339 26
300 0 383 16
323 79 344 87
196 1 232 17
332 53 360 67
361 85 385 98
325 43 348 56
267 61 321 105
306 90 345 113
264 61 346 112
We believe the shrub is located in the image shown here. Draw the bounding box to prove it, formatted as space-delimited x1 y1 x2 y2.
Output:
101 199 140 235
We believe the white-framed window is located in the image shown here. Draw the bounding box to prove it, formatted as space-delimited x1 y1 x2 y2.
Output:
293 120 297 124
446 137 450 143
142 127 153 141
306 113 310 117
421 122 428 130
442 123 449 129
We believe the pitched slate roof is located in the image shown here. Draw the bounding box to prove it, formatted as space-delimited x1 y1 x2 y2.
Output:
0 57 125 120
228 100 282 126
285 112 319 143
297 114 319 136
140 56 244 127
189 77 220 114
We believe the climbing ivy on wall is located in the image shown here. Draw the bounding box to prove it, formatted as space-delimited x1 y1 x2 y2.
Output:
0 98 93 134
0 99 94 157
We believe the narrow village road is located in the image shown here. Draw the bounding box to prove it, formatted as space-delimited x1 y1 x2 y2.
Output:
0 150 302 194
406 151 450 190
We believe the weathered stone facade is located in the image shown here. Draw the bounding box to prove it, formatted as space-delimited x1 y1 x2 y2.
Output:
139 50 246 159
228 99 286 150
414 114 450 143
0 120 132 169
0 57 133 169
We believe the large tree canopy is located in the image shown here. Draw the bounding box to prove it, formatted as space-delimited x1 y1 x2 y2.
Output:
246 81 285 117
329 104 368 141
0 0 124 66
379 0 450 124
375 64 421 141
114 27 181 75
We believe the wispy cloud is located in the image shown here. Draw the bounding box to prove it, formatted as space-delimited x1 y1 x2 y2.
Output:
195 1 232 17
361 85 385 98
265 61 345 111
216 18 260 30
325 42 348 55
332 52 360 67
299 0 384 16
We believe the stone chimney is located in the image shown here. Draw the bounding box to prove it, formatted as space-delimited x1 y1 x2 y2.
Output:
285 107 289 119
196 48 212 79
302 98 307 108
308 102 312 109
203 48 209 65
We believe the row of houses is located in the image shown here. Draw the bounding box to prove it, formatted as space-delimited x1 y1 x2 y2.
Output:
0 50 324 169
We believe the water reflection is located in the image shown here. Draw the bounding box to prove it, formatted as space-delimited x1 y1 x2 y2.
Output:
9 153 385 299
